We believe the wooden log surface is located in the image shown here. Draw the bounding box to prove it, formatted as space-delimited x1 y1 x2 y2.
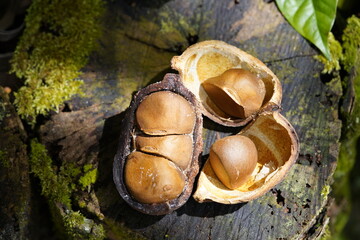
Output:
38 0 342 239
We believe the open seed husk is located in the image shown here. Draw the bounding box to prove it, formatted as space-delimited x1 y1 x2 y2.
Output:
171 40 282 127
113 73 203 215
193 111 300 204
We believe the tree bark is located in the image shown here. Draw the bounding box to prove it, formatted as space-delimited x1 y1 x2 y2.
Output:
0 87 31 239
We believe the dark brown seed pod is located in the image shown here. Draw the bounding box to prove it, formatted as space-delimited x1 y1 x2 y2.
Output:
113 73 203 215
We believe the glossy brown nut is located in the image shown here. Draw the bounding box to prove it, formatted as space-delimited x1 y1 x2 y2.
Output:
209 135 258 190
113 74 203 215
202 69 266 119
136 135 193 170
136 91 196 135
124 151 185 204
171 40 282 127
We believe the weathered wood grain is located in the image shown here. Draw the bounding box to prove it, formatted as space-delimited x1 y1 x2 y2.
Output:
38 0 342 239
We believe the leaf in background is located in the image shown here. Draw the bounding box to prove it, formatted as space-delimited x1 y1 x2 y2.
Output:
276 0 338 59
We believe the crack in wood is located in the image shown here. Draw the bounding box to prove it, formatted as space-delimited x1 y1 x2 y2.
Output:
297 153 314 166
302 206 328 239
271 188 285 206
264 54 316 64
195 0 204 45
208 223 212 240
124 33 183 54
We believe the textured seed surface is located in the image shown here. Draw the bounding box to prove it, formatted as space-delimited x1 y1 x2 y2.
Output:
125 151 185 204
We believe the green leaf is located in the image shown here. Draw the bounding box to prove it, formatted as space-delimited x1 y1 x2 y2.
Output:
276 0 338 59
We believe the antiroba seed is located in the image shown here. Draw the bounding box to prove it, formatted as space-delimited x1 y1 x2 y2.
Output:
124 91 196 204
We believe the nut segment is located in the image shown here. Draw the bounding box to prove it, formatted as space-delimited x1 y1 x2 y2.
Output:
124 151 185 204
136 135 193 170
136 91 196 135
202 69 266 119
209 135 258 190
125 90 195 204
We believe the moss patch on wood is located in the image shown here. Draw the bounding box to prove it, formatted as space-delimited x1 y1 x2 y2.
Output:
79 164 98 191
10 0 105 124
104 219 146 240
335 15 360 201
314 33 343 74
0 87 31 239
29 139 105 239
30 139 73 207
0 150 9 168
324 15 360 238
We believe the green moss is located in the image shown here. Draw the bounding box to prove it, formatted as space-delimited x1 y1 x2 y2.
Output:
314 32 343 74
30 139 72 207
0 150 9 168
64 211 85 232
330 15 360 239
276 61 299 85
30 139 105 239
79 164 98 191
63 211 105 240
321 185 331 198
320 224 332 240
158 10 198 44
0 99 6 123
342 16 360 73
10 0 105 124
104 219 146 240
336 15 360 184
78 200 87 209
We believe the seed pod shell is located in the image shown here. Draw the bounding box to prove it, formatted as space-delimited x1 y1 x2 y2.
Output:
113 73 203 215
193 111 300 204
171 40 282 127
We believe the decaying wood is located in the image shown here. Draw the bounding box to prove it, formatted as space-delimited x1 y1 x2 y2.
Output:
38 0 342 239
0 87 31 239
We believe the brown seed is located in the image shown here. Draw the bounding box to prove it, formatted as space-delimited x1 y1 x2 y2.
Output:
202 69 266 119
136 135 193 170
124 151 185 204
136 91 196 135
209 135 258 189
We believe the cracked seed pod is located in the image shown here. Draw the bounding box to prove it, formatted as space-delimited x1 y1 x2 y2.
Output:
113 74 203 215
193 111 300 204
171 40 282 127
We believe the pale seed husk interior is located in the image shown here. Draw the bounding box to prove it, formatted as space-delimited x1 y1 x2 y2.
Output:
171 40 282 125
193 112 299 204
